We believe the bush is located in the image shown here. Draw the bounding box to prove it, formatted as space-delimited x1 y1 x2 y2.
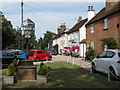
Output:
37 62 49 75
102 38 117 49
85 46 95 60
6 59 18 76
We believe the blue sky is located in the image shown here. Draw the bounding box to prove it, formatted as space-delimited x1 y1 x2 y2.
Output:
1 1 105 39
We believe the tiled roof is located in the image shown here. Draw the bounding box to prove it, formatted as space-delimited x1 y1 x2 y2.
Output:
86 1 120 26
67 18 88 34
79 39 86 43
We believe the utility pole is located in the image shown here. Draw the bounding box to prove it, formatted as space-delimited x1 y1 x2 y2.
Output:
21 0 24 51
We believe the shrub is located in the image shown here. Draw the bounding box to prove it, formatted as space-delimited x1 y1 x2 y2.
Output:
85 46 95 60
37 62 49 75
6 59 18 76
102 38 117 49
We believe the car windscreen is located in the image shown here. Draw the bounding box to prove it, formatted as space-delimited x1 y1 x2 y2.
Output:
29 51 35 56
2 52 14 57
118 52 120 57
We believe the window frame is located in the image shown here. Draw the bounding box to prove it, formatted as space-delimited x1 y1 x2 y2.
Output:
104 18 108 30
91 23 94 33
105 51 115 58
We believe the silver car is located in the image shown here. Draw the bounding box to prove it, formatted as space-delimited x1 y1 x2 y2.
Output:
91 49 120 80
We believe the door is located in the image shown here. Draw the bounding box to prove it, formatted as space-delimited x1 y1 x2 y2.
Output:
95 51 107 72
103 51 116 73
37 51 44 60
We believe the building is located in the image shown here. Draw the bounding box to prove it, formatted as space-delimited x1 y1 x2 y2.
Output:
52 23 68 53
67 17 88 57
67 6 95 57
85 0 120 55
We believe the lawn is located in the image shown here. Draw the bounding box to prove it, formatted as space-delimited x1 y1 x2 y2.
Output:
2 62 120 88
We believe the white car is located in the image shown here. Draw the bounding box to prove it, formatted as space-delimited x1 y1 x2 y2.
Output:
91 49 120 80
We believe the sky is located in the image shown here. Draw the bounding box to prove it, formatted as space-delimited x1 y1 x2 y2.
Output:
1 0 106 40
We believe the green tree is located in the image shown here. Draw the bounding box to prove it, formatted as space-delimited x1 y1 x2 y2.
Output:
40 31 53 50
53 44 58 54
1 12 18 49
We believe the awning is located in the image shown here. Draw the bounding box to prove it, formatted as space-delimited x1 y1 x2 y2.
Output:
64 47 71 49
72 46 80 49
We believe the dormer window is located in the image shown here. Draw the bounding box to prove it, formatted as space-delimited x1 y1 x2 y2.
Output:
104 18 108 30
91 23 94 33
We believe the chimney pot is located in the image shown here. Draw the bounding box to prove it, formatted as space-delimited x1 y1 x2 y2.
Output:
88 6 91 11
78 16 82 22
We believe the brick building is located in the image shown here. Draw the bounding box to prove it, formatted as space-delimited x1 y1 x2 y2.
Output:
85 1 120 55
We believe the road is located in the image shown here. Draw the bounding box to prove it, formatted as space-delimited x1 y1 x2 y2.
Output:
33 55 91 71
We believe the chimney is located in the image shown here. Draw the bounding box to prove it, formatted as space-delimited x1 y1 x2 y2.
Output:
57 26 61 34
78 16 82 22
87 6 95 21
106 0 119 11
60 23 66 32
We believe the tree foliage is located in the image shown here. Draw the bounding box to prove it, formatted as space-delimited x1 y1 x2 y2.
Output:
102 38 117 49
1 12 18 49
85 46 95 60
39 31 53 50
53 44 58 54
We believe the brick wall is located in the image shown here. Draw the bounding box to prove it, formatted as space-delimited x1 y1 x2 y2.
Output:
86 12 120 55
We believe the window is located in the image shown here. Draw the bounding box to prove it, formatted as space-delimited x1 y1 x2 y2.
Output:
104 18 108 30
106 51 115 58
29 51 35 56
118 52 120 57
42 51 47 54
37 51 43 54
98 51 107 58
87 43 90 48
91 23 94 33
91 41 94 49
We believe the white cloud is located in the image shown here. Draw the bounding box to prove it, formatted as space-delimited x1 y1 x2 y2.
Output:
5 11 87 39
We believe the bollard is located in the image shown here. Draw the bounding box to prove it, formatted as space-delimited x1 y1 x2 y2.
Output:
108 70 110 82
90 65 92 73
67 57 68 63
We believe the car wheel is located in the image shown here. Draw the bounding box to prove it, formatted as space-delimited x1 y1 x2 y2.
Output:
109 68 116 80
48 57 52 61
91 63 96 73
36 57 40 62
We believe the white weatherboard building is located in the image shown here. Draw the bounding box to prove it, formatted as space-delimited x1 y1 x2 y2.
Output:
52 6 95 57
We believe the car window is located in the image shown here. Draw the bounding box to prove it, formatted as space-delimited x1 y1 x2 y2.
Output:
98 51 107 58
118 52 120 57
29 51 35 56
12 52 23 55
42 51 47 54
37 51 43 54
106 51 115 58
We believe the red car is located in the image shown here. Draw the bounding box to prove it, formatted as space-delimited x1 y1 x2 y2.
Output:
28 50 52 61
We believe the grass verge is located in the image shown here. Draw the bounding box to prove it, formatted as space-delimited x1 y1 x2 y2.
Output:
2 62 120 88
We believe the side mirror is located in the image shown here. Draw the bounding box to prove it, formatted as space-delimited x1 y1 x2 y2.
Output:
96 55 99 59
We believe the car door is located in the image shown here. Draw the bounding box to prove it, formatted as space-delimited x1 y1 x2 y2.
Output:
94 51 107 72
37 51 43 60
42 51 47 60
103 51 116 74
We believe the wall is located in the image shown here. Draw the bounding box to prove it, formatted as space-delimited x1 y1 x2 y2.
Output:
86 12 120 55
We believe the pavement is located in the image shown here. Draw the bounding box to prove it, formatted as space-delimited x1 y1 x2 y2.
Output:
33 55 91 71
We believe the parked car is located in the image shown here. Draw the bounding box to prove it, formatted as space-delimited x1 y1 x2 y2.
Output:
0 51 24 68
28 50 52 61
7 50 27 59
49 48 57 55
91 49 120 80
